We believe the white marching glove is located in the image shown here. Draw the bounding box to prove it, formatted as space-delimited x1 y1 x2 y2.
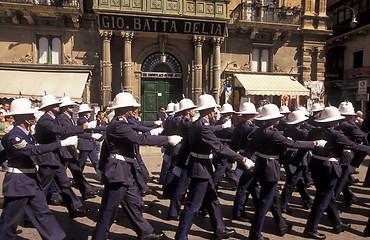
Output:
61 136 78 147
150 127 164 136
244 158 255 169
169 135 182 146
222 119 232 129
316 139 327 148
92 133 103 140
86 121 97 129
172 166 182 177
154 120 163 125
287 137 293 141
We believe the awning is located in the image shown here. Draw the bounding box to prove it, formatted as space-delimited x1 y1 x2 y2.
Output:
234 74 310 96
0 69 89 101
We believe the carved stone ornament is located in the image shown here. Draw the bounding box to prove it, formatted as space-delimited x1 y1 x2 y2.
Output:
19 53 33 63
273 63 283 72
121 31 134 41
99 31 113 40
133 0 141 7
64 54 77 64
151 0 161 9
212 37 224 46
187 2 195 11
206 4 214 14
167 0 178 10
193 36 205 46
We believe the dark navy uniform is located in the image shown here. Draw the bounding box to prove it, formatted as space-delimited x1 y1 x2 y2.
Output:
175 117 244 240
249 126 314 239
34 112 84 214
0 126 65 240
57 112 95 198
304 127 370 233
92 115 169 240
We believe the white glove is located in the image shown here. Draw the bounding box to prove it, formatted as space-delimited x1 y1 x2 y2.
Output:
287 137 293 141
222 119 232 129
61 136 78 147
172 166 182 177
85 121 97 129
92 133 103 140
168 135 182 146
244 158 255 169
316 139 327 148
149 127 164 136
154 120 163 125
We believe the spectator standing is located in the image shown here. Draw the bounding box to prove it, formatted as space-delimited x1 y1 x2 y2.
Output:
157 107 167 121
3 115 14 133
0 113 6 171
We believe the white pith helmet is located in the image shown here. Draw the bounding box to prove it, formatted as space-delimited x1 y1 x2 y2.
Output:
77 104 93 113
39 94 60 110
338 101 353 110
173 103 180 113
311 103 324 113
60 96 76 108
286 110 309 125
237 102 258 115
195 94 219 111
254 104 284 121
8 98 39 116
339 102 356 116
111 92 135 109
178 98 196 113
165 102 175 113
219 103 235 114
297 106 309 116
133 99 141 108
279 105 291 114
315 106 345 123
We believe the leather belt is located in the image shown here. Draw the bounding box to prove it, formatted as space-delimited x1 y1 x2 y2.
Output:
312 154 339 162
218 138 231 142
256 152 279 160
110 154 135 163
190 152 213 159
7 167 37 174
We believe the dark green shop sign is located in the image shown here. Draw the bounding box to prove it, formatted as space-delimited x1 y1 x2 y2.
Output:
99 14 227 37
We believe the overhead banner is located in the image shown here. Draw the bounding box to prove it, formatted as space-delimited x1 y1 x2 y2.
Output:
98 14 227 37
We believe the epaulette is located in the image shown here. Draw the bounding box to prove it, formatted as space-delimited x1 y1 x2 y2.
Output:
13 136 28 149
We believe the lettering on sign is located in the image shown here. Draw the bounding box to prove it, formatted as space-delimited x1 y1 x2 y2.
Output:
99 14 227 37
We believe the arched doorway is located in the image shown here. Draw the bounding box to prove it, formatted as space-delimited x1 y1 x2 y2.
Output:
141 52 183 121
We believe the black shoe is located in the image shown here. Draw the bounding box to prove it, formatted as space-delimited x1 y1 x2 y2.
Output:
277 223 293 236
303 200 313 210
167 215 180 221
303 231 326 239
143 202 156 212
364 227 370 237
281 207 292 214
233 215 250 222
214 228 235 240
48 199 62 206
353 170 359 174
83 191 97 200
333 223 351 234
349 178 360 185
198 209 208 218
140 232 165 240
306 182 314 188
344 196 358 207
69 208 90 218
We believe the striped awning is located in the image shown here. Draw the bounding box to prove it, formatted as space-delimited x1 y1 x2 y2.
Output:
234 74 310 96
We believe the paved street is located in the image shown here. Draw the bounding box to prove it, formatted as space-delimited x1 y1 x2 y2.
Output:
1 146 370 240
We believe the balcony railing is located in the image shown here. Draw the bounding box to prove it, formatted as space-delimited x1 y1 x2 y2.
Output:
230 3 301 25
0 0 81 7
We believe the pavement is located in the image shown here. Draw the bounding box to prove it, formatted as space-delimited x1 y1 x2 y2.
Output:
1 146 370 240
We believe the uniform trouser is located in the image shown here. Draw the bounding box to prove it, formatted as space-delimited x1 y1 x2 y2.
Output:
334 165 354 202
213 158 238 189
305 178 341 232
78 149 101 175
135 147 150 179
168 169 191 218
38 165 83 212
133 160 149 193
249 181 286 239
232 169 259 218
281 165 311 209
65 159 94 198
159 154 171 184
175 178 225 240
0 187 66 240
92 182 154 240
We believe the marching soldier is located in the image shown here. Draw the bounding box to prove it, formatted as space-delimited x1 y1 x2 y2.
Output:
0 98 77 239
92 92 182 240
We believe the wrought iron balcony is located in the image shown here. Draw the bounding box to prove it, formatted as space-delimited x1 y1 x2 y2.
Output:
0 0 81 7
230 3 301 25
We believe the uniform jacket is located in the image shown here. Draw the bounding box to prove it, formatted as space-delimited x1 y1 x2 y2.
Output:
127 116 153 133
34 112 84 166
2 126 61 197
276 117 288 131
307 127 370 180
56 112 79 160
100 115 168 185
250 126 314 182
230 119 258 158
214 117 234 145
175 116 193 169
187 117 243 180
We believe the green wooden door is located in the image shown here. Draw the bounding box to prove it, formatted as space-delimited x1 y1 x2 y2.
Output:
141 78 182 121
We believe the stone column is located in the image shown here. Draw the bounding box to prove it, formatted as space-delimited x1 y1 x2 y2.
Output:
316 46 325 81
100 30 112 107
121 31 134 93
212 37 224 104
302 46 313 83
193 36 205 100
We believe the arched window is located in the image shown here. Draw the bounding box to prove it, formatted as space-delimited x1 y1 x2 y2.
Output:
251 47 271 72
261 49 269 72
37 35 62 64
251 48 259 71
38 37 49 64
51 38 61 64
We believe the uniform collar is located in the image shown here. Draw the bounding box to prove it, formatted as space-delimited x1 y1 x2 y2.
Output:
16 125 30 135
47 112 56 119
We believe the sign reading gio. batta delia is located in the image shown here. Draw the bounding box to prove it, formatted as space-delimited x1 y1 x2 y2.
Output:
99 14 227 37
